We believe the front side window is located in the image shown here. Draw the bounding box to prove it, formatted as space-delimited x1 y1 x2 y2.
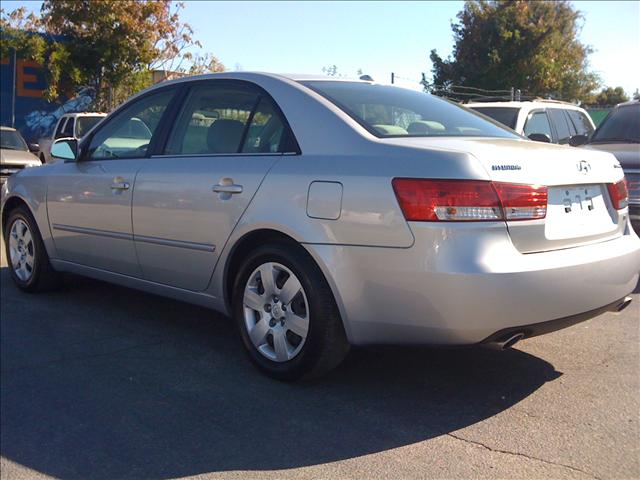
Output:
301 81 518 139
524 111 553 139
61 117 75 137
87 89 174 160
54 119 68 139
566 110 594 137
166 82 296 155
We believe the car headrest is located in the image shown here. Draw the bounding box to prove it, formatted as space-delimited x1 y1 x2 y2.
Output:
206 119 245 153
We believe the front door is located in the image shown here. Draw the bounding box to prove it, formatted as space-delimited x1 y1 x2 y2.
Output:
132 80 298 291
47 88 177 275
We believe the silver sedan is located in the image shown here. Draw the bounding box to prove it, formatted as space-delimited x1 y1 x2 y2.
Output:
2 73 639 380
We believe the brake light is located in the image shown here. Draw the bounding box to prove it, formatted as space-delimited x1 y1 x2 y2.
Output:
607 179 628 210
392 178 547 222
493 182 548 220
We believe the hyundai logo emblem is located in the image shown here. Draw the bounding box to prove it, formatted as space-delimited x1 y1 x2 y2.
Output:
577 160 591 174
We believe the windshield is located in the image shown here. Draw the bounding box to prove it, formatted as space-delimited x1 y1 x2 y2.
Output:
76 116 104 137
467 107 519 130
590 104 640 143
0 130 28 151
301 81 518 139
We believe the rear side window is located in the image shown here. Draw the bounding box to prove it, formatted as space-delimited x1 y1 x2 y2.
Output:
166 82 296 155
566 110 594 136
548 109 571 143
523 111 553 139
166 84 258 155
468 107 519 130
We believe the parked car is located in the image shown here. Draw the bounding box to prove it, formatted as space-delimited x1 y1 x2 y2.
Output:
38 112 107 163
0 126 41 185
583 100 640 231
467 100 595 146
2 73 639 380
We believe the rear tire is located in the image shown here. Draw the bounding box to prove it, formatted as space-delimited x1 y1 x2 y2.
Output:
4 206 61 292
232 242 350 381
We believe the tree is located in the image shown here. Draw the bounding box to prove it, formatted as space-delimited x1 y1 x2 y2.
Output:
586 86 630 106
1 1 224 110
426 1 600 102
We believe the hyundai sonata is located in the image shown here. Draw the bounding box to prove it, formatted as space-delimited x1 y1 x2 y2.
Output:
2 73 639 380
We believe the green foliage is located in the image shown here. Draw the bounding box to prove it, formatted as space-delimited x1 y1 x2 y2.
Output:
0 8 46 62
586 86 630 106
1 1 224 111
427 1 600 102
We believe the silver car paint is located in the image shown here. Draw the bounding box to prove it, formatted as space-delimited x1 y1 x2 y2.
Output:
2 72 640 347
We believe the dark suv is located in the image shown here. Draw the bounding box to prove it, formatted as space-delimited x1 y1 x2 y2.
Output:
583 101 640 231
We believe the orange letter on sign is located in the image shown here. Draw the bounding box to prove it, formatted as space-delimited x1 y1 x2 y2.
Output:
17 59 44 98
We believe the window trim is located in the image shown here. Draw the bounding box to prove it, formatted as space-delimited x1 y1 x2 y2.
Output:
159 79 301 157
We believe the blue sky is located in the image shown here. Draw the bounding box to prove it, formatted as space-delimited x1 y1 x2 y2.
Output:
5 0 640 94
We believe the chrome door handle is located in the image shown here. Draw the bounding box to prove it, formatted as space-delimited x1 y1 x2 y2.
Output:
212 184 243 194
111 181 130 190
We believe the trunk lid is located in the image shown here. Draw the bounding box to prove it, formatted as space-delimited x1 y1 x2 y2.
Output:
383 137 627 253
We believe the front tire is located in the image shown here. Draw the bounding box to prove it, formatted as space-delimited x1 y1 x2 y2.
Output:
4 206 61 292
232 242 350 381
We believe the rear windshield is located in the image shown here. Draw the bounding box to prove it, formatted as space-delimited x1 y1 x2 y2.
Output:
590 104 640 143
76 116 104 137
467 107 519 130
301 81 518 139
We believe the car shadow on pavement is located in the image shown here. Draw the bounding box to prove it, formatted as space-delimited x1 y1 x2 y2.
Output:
1 268 561 479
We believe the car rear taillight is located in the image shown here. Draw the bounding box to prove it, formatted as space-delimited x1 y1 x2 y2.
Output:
492 182 548 220
392 178 547 222
607 179 629 210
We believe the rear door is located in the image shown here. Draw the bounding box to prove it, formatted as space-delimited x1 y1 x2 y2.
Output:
47 87 177 275
132 80 298 291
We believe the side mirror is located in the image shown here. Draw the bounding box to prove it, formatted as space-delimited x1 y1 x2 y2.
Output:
51 138 78 162
28 143 39 153
568 134 589 147
527 133 552 143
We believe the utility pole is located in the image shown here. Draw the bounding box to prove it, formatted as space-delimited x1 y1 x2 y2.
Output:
11 48 17 128
391 72 395 84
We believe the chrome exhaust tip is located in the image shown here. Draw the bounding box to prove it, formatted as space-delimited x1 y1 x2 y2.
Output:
616 296 632 313
488 332 525 350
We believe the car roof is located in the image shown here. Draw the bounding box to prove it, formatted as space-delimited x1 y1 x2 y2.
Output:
144 71 371 90
466 101 585 111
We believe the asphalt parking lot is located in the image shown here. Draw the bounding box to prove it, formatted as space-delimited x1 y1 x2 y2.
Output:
1 232 639 480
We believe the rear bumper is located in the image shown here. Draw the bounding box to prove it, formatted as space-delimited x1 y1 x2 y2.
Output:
308 222 640 346
480 296 632 345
